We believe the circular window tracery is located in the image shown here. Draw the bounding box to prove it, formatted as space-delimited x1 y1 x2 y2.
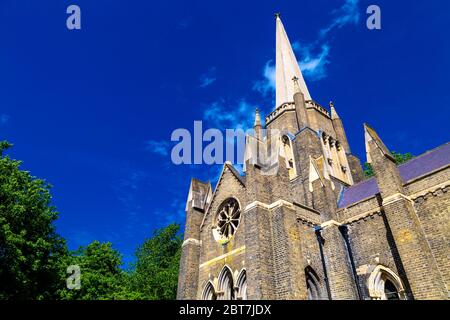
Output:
214 198 241 243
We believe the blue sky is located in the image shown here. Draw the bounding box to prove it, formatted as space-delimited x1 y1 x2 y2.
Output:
1 0 449 265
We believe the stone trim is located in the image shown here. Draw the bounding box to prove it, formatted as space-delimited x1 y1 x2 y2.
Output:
382 193 414 206
410 181 450 201
182 238 201 247
320 220 342 229
297 217 319 227
265 102 296 125
293 202 321 215
199 246 246 269
344 209 383 225
244 199 295 212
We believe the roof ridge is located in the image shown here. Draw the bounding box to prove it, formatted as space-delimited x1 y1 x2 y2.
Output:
397 141 450 168
346 142 450 190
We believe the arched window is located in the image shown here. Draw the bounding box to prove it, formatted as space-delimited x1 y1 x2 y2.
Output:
368 265 406 300
236 269 247 300
282 135 297 179
305 267 323 300
202 281 217 300
384 279 401 300
218 266 234 300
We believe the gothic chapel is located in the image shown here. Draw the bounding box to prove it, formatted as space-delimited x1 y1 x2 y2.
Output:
177 15 450 300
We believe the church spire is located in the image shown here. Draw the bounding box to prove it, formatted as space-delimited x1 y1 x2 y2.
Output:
275 14 311 108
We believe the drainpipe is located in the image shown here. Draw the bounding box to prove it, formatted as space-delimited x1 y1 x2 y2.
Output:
338 224 363 300
314 226 332 300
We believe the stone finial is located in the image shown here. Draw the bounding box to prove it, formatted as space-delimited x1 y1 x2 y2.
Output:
274 12 281 19
254 108 261 127
364 123 395 164
292 76 301 94
330 101 340 120
254 108 262 140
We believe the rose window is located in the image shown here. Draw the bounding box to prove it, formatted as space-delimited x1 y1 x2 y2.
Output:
214 198 241 243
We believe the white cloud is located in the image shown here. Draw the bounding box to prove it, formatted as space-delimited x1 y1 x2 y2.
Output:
144 140 171 156
203 99 257 130
319 0 360 38
252 61 276 98
298 43 331 81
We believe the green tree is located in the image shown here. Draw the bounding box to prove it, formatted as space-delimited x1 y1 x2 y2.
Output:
58 240 133 300
1 141 184 300
127 223 182 300
0 141 67 300
364 151 414 178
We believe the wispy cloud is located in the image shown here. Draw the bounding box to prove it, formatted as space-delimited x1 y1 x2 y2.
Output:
252 61 276 99
144 140 171 156
253 0 360 96
0 114 10 126
110 165 150 238
319 0 360 38
203 99 257 130
199 67 217 88
115 169 147 211
159 197 186 225
297 43 331 81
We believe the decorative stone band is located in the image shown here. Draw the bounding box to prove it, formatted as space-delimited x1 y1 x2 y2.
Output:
265 102 296 125
182 238 202 247
409 181 450 200
199 246 246 269
320 220 342 229
245 199 321 225
305 100 331 118
297 217 319 227
381 193 414 206
343 209 383 225
244 199 295 212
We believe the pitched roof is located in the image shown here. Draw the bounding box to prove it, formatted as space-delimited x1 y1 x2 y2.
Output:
338 142 450 208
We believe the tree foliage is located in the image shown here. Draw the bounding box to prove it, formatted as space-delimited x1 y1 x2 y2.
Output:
364 151 414 178
0 141 67 299
127 223 182 300
57 241 131 300
0 141 183 300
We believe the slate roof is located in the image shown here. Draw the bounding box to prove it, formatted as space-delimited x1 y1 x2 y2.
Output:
338 142 450 208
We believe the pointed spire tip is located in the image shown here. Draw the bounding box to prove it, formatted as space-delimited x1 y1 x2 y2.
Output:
274 12 281 20
275 14 312 106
